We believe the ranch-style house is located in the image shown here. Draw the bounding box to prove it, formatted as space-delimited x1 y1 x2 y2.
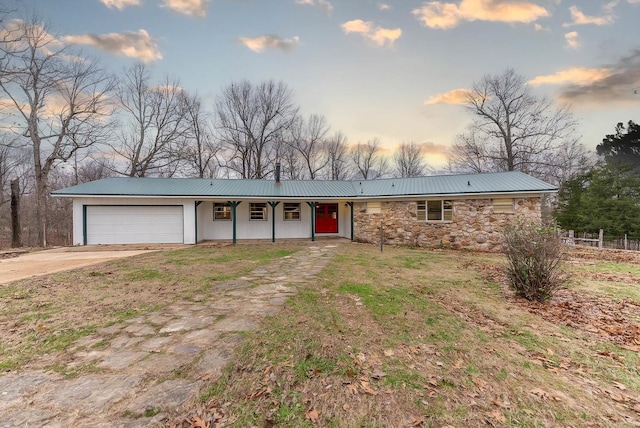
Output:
51 170 557 252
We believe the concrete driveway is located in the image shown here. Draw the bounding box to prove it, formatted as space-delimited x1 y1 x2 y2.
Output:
0 246 175 285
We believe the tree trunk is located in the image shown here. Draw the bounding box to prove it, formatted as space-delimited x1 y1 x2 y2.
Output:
10 179 22 248
34 171 48 247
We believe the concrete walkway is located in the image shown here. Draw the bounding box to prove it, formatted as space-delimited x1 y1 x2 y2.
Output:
0 243 340 427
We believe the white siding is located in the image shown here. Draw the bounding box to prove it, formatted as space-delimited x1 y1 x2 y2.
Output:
73 198 196 245
198 200 314 241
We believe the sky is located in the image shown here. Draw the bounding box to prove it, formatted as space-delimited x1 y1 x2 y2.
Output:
15 0 640 167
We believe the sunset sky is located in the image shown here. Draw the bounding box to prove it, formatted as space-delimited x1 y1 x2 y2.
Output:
17 0 640 167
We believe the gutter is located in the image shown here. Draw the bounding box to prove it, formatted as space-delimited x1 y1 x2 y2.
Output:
50 189 557 201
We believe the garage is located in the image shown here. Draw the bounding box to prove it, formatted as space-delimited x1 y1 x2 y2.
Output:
86 205 184 245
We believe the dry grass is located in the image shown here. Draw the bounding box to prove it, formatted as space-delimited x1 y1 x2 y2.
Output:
3 242 640 427
0 242 303 371
187 244 640 427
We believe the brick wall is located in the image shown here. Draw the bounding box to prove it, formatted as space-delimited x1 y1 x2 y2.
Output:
353 197 541 252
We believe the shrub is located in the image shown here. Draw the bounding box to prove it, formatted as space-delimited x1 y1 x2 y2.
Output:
503 218 567 301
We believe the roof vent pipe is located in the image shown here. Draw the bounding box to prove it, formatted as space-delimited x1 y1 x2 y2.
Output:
275 162 281 185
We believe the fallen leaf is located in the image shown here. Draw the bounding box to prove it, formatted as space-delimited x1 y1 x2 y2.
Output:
360 380 378 395
305 409 319 422
190 416 210 428
530 388 550 400
613 381 627 391
408 416 424 426
472 377 487 390
486 409 506 423
372 368 387 379
453 359 464 369
493 398 510 408
384 349 395 357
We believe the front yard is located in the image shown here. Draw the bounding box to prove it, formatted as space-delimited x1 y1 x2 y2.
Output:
1 242 640 427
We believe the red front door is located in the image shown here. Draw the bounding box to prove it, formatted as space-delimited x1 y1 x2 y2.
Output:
315 203 338 233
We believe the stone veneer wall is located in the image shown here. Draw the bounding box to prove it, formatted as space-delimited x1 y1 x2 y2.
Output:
353 197 542 252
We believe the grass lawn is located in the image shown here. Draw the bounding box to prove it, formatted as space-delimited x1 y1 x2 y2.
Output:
193 244 640 427
2 242 640 427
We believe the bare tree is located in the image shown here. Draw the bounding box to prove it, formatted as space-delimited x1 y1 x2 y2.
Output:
215 79 298 179
393 141 428 177
0 17 115 246
350 138 389 180
324 131 350 180
0 144 14 207
286 114 329 179
180 92 220 178
451 69 580 180
279 142 304 180
111 64 190 177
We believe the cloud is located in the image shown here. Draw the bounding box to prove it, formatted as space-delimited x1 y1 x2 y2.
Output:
529 67 613 86
341 19 402 47
629 0 640 3
100 0 141 10
412 0 549 30
238 35 300 53
424 88 471 105
161 0 210 17
63 29 162 63
563 1 618 27
418 141 450 156
378 3 392 10
0 19 64 55
536 50 640 104
564 31 580 49
295 0 333 14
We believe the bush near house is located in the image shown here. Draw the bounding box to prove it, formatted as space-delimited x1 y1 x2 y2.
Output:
503 218 567 301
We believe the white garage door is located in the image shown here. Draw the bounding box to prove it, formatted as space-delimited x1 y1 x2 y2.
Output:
86 205 184 245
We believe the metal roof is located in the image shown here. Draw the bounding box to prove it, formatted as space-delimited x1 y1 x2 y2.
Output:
51 171 557 199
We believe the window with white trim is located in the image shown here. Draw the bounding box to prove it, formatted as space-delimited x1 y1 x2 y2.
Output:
249 202 267 221
213 203 232 221
493 198 514 213
417 200 453 222
283 203 301 221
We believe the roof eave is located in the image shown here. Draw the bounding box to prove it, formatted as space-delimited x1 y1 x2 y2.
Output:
51 189 556 199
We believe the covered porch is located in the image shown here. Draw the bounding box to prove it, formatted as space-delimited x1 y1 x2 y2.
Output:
195 199 355 243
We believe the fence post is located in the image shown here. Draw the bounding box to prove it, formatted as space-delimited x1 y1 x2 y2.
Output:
598 229 603 250
568 230 575 247
625 234 628 250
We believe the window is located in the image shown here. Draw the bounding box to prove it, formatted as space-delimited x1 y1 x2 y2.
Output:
366 202 381 214
493 198 514 213
213 203 232 221
283 203 301 221
249 202 267 221
417 200 453 222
